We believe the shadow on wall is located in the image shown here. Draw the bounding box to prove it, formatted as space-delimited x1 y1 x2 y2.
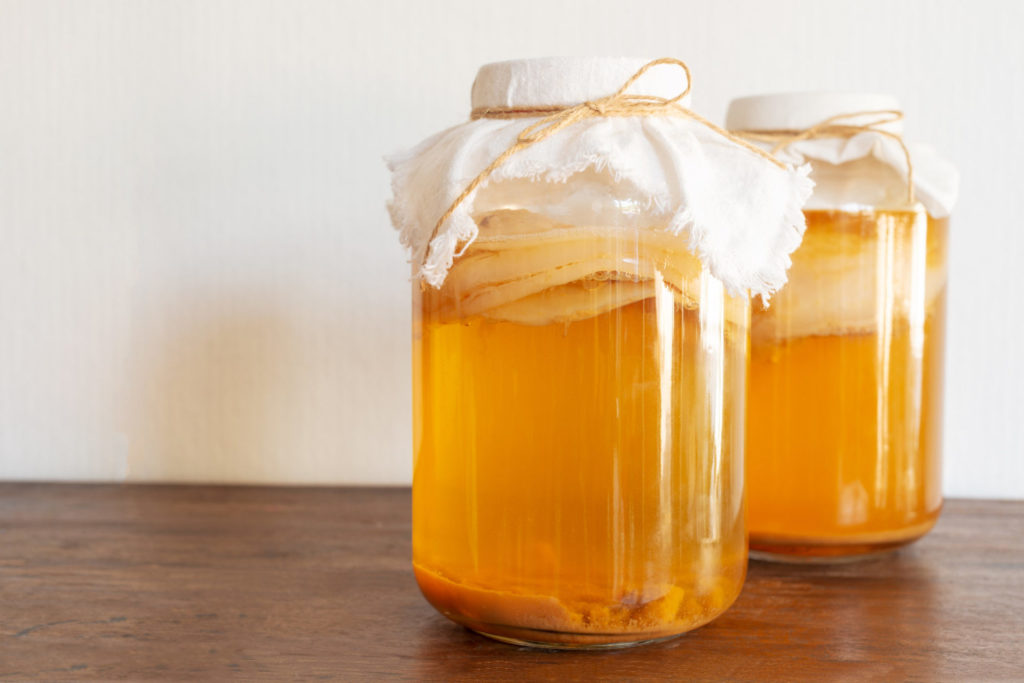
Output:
127 302 300 483
125 288 411 484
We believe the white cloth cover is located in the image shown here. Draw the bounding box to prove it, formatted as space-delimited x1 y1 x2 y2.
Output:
387 57 814 297
726 93 959 217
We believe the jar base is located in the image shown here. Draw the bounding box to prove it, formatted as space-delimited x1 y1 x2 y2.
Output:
749 515 938 564
414 561 742 650
750 545 903 564
473 627 685 651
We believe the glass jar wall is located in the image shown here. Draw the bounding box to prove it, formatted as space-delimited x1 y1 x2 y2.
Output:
746 205 947 559
411 172 750 647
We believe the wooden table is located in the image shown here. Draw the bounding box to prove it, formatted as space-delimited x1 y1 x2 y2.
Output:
1 485 1022 681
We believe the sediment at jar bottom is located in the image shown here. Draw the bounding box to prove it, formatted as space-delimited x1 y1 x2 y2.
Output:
414 562 745 646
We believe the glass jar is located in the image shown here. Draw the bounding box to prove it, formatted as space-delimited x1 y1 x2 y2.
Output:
727 94 954 561
391 57 811 648
411 169 750 648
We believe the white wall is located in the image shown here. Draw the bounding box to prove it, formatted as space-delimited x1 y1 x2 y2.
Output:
1 0 1021 497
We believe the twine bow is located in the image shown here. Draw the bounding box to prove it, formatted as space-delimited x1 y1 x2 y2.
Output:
425 58 786 260
735 110 915 204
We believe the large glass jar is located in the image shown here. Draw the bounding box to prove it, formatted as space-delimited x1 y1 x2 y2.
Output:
412 171 750 647
727 94 955 561
390 57 811 648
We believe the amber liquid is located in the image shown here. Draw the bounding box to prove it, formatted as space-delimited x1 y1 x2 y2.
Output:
747 209 948 559
413 213 749 647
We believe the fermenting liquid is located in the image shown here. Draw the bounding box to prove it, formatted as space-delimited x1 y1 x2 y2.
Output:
748 209 948 558
413 208 749 646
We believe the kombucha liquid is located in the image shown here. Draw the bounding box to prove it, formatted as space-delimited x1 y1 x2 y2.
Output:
413 209 749 646
748 209 948 559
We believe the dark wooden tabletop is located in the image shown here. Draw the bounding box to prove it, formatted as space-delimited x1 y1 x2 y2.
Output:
1 485 1022 681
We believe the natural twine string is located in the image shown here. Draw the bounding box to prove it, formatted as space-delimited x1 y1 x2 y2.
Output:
424 58 785 260
734 109 915 204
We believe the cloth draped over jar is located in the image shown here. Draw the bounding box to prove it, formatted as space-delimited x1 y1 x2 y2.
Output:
387 57 814 299
726 94 958 218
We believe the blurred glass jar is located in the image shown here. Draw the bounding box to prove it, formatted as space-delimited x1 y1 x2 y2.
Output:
728 94 958 561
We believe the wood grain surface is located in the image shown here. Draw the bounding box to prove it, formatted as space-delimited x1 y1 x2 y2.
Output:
1 485 1022 681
